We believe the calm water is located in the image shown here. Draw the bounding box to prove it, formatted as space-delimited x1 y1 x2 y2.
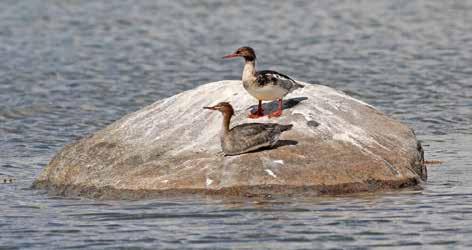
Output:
1 0 471 249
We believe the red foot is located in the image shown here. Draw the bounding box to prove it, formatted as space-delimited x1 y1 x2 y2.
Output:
248 111 264 119
249 100 265 119
268 110 283 118
269 98 284 118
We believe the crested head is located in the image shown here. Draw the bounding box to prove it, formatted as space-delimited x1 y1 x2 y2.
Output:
203 102 234 116
235 47 256 61
223 46 256 61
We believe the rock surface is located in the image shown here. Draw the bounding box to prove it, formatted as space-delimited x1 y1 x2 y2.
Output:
33 81 427 199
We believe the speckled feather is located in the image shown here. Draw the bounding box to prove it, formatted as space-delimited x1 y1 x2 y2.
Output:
221 123 293 156
255 70 304 92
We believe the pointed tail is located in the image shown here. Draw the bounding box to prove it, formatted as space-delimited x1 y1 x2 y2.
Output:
278 124 293 132
296 82 305 88
291 80 304 91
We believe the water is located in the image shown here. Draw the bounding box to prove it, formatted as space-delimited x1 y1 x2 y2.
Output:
1 0 471 249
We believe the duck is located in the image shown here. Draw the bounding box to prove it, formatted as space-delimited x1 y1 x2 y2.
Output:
223 46 303 119
203 102 293 156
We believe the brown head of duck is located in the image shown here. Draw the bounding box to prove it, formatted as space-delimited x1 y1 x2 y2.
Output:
222 46 256 62
203 102 234 133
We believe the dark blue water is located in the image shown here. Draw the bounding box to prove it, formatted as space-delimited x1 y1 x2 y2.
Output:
1 0 471 249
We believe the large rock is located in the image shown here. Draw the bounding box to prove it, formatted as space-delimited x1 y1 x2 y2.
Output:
33 81 426 199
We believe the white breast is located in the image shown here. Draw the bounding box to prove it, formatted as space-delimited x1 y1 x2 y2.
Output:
244 83 289 100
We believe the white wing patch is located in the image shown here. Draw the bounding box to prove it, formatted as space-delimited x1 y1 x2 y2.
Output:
272 73 291 81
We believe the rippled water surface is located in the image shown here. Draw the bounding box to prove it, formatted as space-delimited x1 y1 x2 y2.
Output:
1 0 471 249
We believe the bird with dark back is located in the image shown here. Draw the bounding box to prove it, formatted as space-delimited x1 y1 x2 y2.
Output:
203 102 293 156
223 46 304 118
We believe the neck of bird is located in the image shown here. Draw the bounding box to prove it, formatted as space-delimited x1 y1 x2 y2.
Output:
242 60 256 82
222 112 232 134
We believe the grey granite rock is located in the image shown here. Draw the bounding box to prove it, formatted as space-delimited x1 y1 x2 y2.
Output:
33 81 426 199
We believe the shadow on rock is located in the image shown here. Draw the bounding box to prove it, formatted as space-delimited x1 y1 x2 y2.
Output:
248 97 308 114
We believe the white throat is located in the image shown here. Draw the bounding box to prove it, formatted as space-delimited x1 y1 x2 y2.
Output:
242 60 256 82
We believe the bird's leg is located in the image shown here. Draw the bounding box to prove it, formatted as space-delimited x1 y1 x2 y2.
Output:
249 100 264 119
257 100 263 114
269 99 283 118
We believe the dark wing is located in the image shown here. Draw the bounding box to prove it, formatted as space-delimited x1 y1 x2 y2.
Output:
256 70 304 91
231 123 279 137
229 123 293 151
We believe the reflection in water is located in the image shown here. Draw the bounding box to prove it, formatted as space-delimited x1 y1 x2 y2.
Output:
1 0 472 249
